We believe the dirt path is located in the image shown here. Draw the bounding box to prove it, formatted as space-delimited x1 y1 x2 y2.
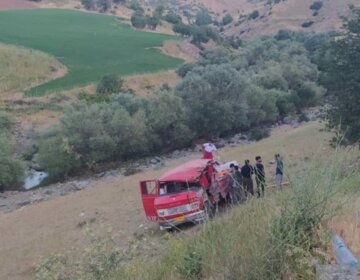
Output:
0 122 333 279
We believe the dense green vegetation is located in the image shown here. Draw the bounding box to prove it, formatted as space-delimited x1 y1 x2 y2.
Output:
0 113 24 191
37 34 327 179
0 9 181 95
323 7 360 146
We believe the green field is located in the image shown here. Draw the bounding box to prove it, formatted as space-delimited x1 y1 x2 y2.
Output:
0 9 182 96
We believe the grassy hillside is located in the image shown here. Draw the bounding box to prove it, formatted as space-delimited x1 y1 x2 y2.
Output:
0 43 64 95
0 9 182 96
29 122 360 280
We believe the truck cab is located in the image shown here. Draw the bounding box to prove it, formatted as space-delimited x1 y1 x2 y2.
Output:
140 159 236 230
139 159 214 229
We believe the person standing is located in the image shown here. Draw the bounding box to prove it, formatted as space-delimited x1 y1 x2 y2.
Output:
254 156 265 197
202 143 217 160
275 154 284 189
241 160 254 196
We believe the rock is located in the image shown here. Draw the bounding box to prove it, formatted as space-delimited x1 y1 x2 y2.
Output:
153 162 165 170
150 158 158 164
96 172 106 178
283 116 293 125
17 200 31 207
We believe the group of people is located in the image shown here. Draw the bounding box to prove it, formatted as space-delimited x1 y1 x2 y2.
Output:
201 143 284 198
229 154 284 198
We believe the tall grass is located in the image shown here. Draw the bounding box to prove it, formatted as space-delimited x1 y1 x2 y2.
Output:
35 150 360 280
0 43 63 94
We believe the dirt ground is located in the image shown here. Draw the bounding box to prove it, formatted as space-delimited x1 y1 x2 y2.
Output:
0 0 34 10
0 122 348 280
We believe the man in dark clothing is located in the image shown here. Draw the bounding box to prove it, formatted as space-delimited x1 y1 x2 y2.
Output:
241 160 254 196
275 154 284 189
254 156 265 197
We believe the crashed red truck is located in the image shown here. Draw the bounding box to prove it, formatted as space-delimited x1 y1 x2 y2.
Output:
139 159 240 230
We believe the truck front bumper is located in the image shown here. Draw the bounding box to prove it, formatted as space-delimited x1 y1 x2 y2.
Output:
159 210 206 230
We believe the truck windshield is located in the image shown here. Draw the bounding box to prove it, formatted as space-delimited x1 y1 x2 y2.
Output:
159 182 200 196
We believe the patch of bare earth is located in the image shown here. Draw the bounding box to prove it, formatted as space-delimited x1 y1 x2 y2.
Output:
0 0 34 10
161 40 200 62
123 70 181 96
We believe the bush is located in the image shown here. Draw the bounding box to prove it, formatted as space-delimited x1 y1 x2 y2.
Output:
164 11 182 24
96 75 123 94
310 1 323 11
37 129 81 179
248 10 259 20
0 132 24 191
302 21 314 28
173 23 193 36
195 9 212 26
81 0 95 10
249 127 270 141
222 13 233 26
176 63 196 78
131 14 147 29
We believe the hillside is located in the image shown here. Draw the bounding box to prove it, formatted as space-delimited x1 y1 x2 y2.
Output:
0 122 337 279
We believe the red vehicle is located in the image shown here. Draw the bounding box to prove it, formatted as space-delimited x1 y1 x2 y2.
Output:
139 159 238 230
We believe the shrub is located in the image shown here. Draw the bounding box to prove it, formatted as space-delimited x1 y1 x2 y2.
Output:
173 23 193 36
176 63 196 78
81 0 95 10
96 75 123 94
302 21 314 28
37 129 81 179
249 127 270 141
131 14 147 29
310 1 323 11
0 132 24 191
195 9 212 26
164 11 182 24
222 13 233 26
248 10 259 20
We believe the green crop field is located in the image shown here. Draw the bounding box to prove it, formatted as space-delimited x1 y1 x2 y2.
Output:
0 9 182 96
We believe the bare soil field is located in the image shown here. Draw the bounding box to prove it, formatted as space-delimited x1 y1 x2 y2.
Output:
1 122 351 280
0 0 34 10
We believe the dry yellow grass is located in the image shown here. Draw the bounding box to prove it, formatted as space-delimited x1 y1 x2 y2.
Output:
123 70 181 96
0 43 66 95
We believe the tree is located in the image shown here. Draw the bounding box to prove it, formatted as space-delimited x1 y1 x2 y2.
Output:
96 74 123 93
195 9 212 26
164 11 182 24
176 64 249 138
146 16 159 30
173 23 193 36
146 91 193 150
131 13 147 29
97 0 111 12
81 0 95 10
0 133 24 191
324 7 360 145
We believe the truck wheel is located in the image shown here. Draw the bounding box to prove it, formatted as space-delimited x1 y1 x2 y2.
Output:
204 201 215 220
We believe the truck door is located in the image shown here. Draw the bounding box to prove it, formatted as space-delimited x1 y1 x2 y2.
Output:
139 180 158 221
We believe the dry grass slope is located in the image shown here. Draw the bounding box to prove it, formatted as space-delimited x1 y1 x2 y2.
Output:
0 43 65 96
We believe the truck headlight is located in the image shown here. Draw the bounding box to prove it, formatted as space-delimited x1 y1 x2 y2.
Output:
157 209 166 217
